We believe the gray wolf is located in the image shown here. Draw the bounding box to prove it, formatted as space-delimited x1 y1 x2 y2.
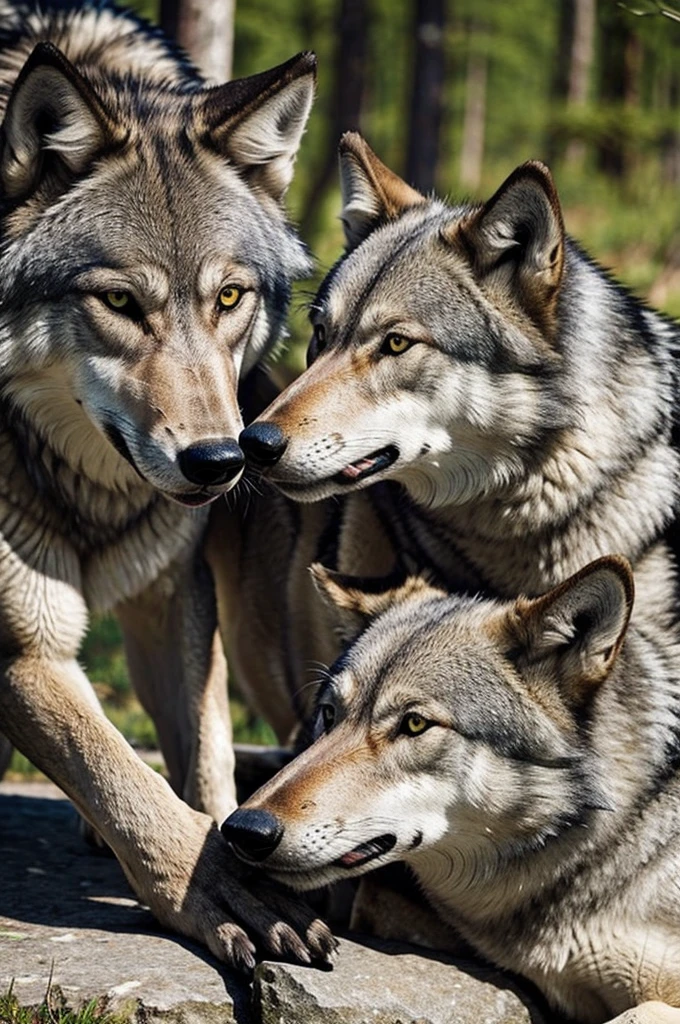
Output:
223 557 680 1024
223 130 680 731
0 0 334 968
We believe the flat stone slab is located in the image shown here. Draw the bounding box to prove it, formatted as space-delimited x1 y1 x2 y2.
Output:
0 781 550 1023
255 940 546 1024
0 782 249 1022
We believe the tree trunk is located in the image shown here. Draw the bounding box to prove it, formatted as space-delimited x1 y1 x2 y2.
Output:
459 39 487 192
299 0 371 241
597 9 641 179
661 67 680 185
405 0 446 193
564 0 596 166
547 0 595 167
161 0 235 83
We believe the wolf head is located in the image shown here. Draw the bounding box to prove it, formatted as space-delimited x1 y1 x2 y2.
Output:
0 41 315 505
222 555 633 891
240 132 576 507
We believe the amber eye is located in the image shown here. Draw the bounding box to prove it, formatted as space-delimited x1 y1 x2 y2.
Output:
382 333 413 356
104 291 131 311
218 285 243 310
400 712 429 736
101 291 143 320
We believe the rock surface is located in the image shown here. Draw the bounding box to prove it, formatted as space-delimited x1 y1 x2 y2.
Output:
0 780 550 1023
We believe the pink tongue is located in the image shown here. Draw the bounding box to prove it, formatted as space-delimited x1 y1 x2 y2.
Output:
341 457 376 480
339 848 369 866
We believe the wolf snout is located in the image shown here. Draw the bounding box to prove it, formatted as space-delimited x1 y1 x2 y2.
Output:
177 439 245 487
221 808 284 862
240 422 288 467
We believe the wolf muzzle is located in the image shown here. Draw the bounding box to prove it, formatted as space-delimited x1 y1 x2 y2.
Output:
239 422 288 467
178 439 245 486
221 807 284 862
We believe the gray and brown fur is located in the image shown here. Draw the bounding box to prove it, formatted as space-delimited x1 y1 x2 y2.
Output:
0 0 335 969
221 132 680 732
225 557 680 1024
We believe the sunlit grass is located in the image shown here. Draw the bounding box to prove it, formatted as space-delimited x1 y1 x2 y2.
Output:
0 982 125 1024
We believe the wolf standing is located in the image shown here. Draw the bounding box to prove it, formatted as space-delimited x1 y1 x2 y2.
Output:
0 0 334 967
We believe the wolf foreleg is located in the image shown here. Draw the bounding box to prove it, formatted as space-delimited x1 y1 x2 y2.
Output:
0 652 335 967
117 548 235 822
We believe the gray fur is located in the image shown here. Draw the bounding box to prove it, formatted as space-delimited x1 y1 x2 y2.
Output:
227 139 680 734
231 558 680 1023
248 140 680 602
0 0 334 970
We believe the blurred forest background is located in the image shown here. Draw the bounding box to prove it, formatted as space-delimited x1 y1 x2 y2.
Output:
12 0 680 773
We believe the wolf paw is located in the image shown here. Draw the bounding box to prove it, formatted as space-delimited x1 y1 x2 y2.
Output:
127 810 336 971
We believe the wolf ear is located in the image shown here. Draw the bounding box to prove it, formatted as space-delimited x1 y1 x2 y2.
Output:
458 161 565 336
203 52 316 204
513 556 634 703
0 43 122 200
311 562 441 642
338 132 427 250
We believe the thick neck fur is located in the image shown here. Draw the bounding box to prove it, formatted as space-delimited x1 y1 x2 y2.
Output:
406 624 680 978
376 248 680 598
0 372 154 543
0 381 202 612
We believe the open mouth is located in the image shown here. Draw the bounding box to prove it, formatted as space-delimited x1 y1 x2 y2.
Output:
333 445 399 486
335 833 396 869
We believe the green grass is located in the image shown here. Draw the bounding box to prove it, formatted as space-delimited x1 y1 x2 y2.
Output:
0 983 125 1024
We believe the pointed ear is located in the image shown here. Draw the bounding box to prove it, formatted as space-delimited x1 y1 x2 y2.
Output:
458 161 565 336
310 563 442 643
513 556 634 704
0 43 123 200
202 52 316 204
338 132 427 250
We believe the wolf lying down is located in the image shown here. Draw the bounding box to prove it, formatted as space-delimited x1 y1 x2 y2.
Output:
224 556 680 1024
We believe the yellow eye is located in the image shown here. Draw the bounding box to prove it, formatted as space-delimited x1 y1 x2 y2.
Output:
105 291 130 310
402 713 428 736
218 285 243 310
384 334 412 355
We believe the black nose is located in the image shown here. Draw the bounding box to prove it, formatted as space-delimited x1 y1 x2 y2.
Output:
178 439 245 487
239 422 288 467
221 808 284 862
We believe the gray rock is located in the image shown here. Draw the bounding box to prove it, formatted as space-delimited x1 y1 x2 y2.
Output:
255 936 545 1024
0 782 249 1022
0 780 550 1024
